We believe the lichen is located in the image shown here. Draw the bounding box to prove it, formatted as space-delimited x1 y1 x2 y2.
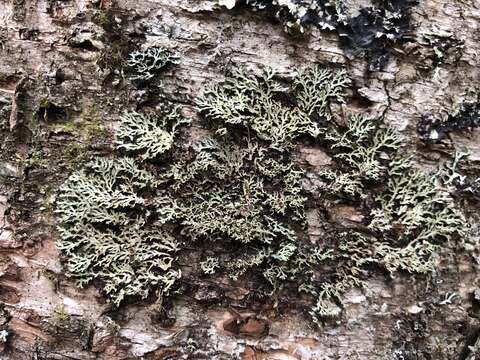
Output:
0 330 8 343
368 156 465 243
159 135 305 288
194 66 464 322
55 64 466 325
321 113 401 196
55 157 181 306
420 33 464 69
198 66 349 150
116 105 189 160
439 151 480 202
127 47 178 82
200 257 220 275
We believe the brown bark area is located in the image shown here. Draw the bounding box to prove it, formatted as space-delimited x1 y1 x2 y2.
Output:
0 0 479 359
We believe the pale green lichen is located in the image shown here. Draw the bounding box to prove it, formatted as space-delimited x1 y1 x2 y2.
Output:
116 106 189 160
127 47 178 81
55 157 180 306
310 115 464 318
368 156 465 243
200 257 220 275
158 134 304 288
322 114 401 196
55 65 466 324
439 151 468 191
197 66 349 151
55 157 155 224
375 240 437 274
439 152 480 200
0 330 8 343
294 66 350 117
307 231 437 321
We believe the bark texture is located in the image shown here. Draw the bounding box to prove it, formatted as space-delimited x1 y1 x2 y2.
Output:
0 0 480 359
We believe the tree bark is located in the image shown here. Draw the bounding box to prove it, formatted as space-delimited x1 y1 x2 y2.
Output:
0 0 479 359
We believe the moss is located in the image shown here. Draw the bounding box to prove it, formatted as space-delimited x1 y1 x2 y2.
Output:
94 9 131 75
39 97 51 109
0 95 11 129
62 143 90 166
93 10 111 29
43 304 90 348
50 119 107 141
13 0 27 22
43 269 60 289
17 149 49 170
96 39 130 74
47 105 109 167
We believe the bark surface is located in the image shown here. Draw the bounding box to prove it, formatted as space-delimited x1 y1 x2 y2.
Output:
0 0 480 359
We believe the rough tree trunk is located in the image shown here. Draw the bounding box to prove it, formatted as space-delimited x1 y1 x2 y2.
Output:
0 0 480 359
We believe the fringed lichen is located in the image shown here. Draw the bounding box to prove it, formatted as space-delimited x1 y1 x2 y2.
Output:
127 47 177 81
55 156 181 306
55 65 466 325
197 67 349 151
439 151 480 202
193 66 464 323
116 105 189 160
369 156 465 243
322 114 401 196
157 135 305 288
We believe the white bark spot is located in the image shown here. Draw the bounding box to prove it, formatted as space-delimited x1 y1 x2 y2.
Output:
219 0 236 10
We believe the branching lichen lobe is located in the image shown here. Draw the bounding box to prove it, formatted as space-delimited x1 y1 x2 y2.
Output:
55 64 465 325
55 158 181 306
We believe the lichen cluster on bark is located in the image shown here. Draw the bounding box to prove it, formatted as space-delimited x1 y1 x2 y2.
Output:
0 0 480 359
